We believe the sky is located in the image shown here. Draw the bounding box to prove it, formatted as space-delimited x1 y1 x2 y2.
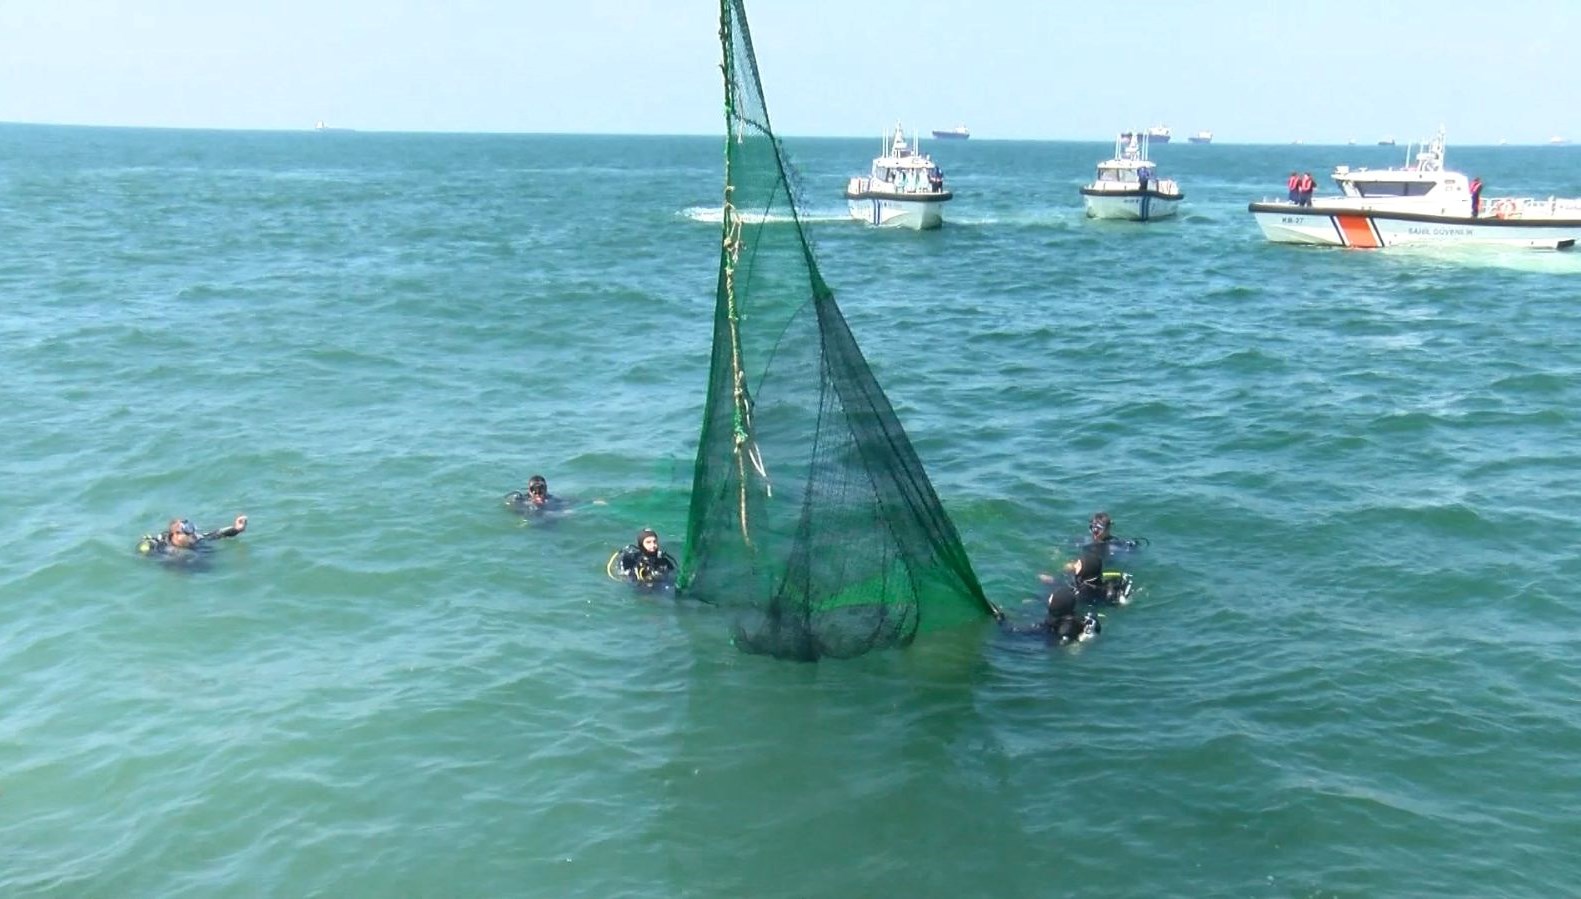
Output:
0 0 1577 144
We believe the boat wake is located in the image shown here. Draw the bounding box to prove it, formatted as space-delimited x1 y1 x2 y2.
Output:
1379 242 1581 273
680 205 849 224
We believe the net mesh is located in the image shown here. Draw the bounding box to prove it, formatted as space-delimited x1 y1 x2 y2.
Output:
679 0 997 661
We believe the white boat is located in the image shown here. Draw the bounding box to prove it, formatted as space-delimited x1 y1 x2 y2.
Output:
844 124 952 230
931 125 970 140
1080 132 1184 222
1248 128 1581 250
1120 125 1172 144
1188 130 1213 144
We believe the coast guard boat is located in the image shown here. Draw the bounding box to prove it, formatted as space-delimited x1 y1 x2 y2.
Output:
844 124 952 230
1249 128 1581 249
1080 132 1184 221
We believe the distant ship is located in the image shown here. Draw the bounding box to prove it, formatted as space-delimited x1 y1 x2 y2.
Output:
1188 130 1213 144
1121 125 1171 144
931 125 970 140
1378 137 1396 146
313 120 356 133
1551 135 1570 145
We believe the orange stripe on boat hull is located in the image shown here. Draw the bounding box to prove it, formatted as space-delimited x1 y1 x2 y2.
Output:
1335 214 1381 248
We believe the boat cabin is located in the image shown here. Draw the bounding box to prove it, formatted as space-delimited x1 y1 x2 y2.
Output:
866 124 945 194
1095 160 1146 184
1085 132 1176 195
1329 130 1472 214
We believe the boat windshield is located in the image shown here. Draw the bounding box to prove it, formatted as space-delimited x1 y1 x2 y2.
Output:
1353 180 1438 198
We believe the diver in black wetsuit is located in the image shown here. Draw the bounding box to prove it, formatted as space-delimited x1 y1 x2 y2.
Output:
997 576 1100 644
998 515 1111 643
1042 527 1108 637
138 515 248 557
504 475 565 515
1081 512 1142 604
1086 511 1147 556
611 528 678 589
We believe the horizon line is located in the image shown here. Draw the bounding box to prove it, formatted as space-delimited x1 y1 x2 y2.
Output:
0 119 1570 147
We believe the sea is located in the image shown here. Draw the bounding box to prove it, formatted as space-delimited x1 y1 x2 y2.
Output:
3 123 1579 898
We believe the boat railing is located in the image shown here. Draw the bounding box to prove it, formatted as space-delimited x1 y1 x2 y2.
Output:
1480 196 1581 219
848 175 947 198
1088 178 1178 195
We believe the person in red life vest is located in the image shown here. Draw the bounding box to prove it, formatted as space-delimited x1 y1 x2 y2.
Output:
1298 171 1316 206
1469 176 1483 217
1287 171 1300 203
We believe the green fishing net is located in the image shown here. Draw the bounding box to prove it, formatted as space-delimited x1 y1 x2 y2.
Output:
679 0 998 660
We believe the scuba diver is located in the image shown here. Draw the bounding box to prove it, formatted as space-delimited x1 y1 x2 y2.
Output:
1081 511 1138 604
504 474 566 516
137 515 248 558
1083 511 1148 556
1039 524 1109 639
607 528 678 591
999 512 1130 644
995 577 1101 644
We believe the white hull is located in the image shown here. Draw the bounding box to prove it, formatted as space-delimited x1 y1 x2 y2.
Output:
1083 191 1182 221
1250 203 1581 249
845 196 946 230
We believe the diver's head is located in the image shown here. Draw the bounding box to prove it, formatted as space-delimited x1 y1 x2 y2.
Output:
1089 512 1112 539
527 475 548 502
169 518 196 537
638 528 660 553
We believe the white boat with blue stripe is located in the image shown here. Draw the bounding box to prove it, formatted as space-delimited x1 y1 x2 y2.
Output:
1081 132 1184 222
844 124 952 230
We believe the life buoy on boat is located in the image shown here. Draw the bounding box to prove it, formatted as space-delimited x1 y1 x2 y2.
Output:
1492 199 1517 220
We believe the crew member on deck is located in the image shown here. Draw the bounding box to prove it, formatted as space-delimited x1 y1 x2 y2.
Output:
1298 172 1316 206
1287 171 1300 203
1469 176 1484 217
